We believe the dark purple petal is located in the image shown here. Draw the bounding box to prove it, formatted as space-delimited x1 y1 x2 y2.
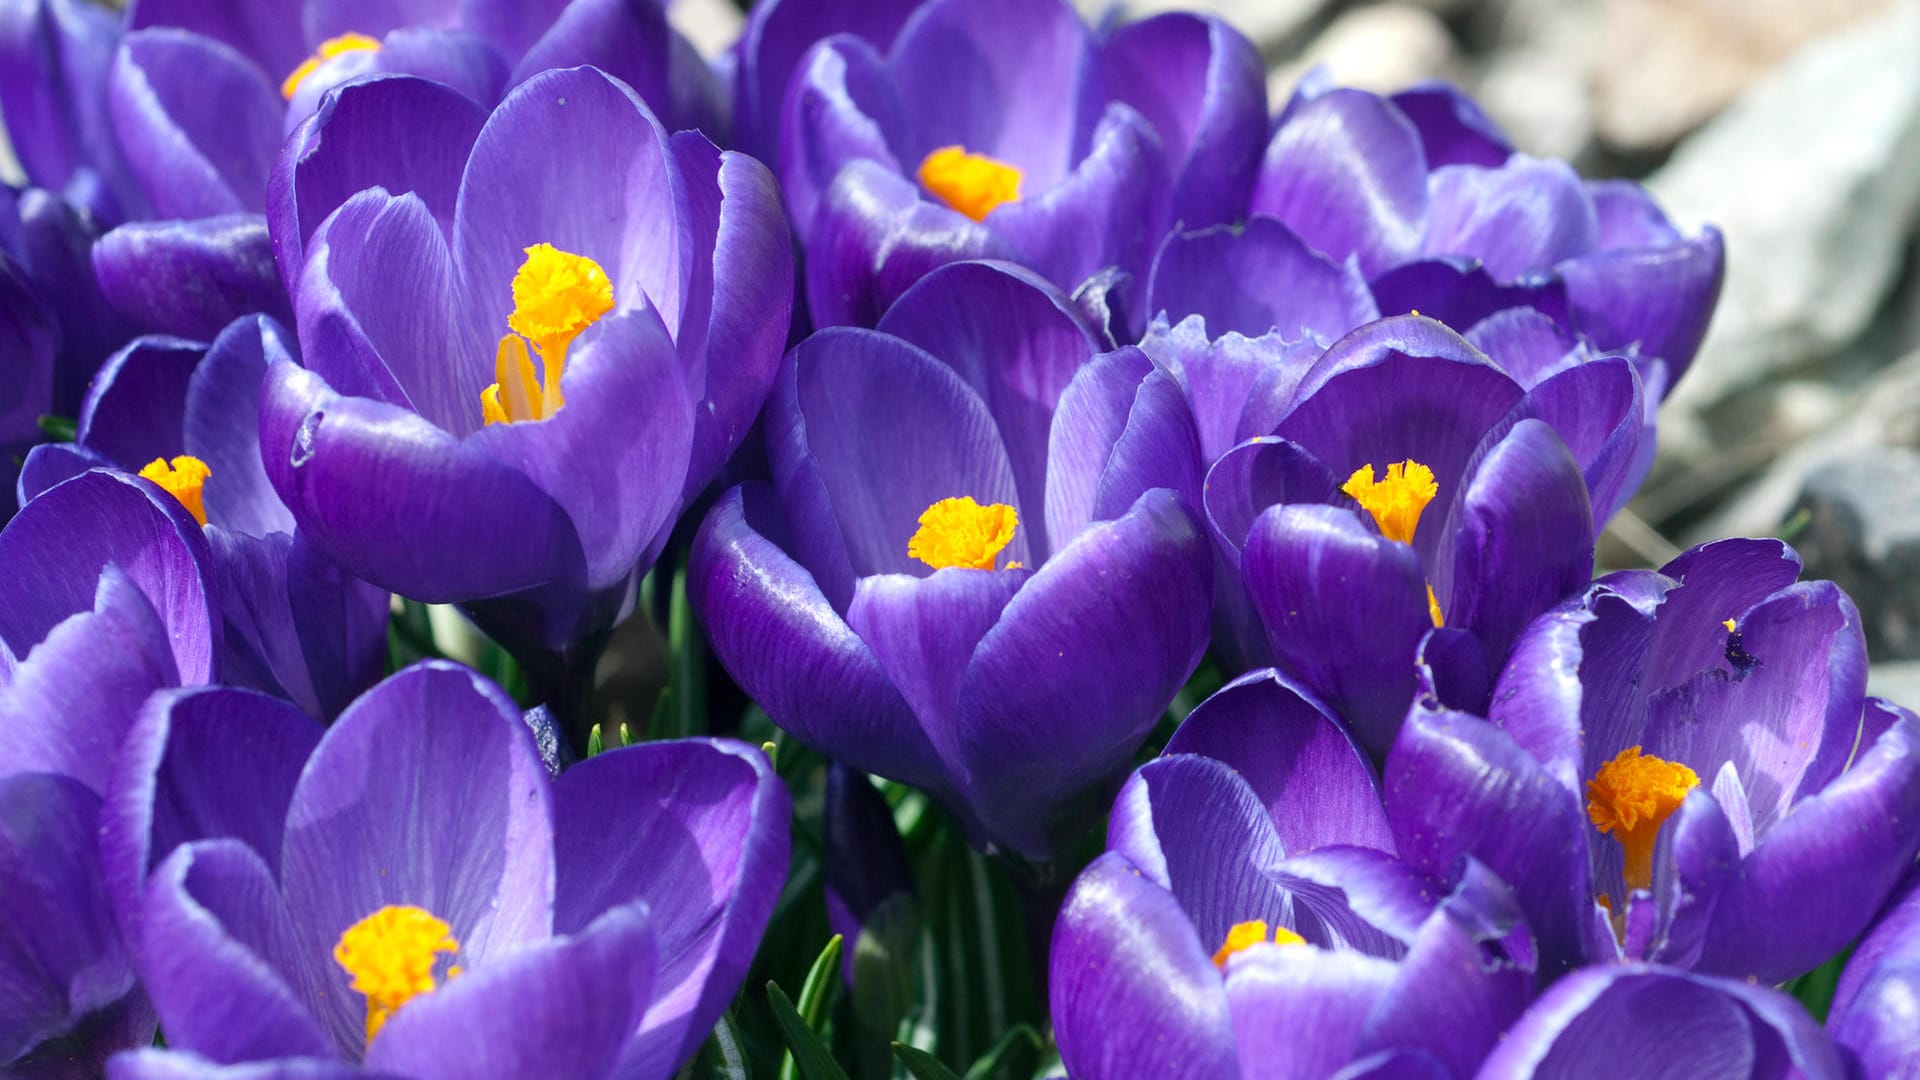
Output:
366 902 655 1080
1106 755 1292 944
1486 585 1647 794
1369 256 1569 331
1559 227 1725 377
803 159 1015 329
0 773 136 1065
1385 703 1592 973
550 739 790 1077
953 489 1210 857
13 189 137 412
1199 436 1349 560
1250 88 1429 278
1146 217 1377 342
92 215 291 340
1490 355 1644 527
107 30 281 218
125 0 306 78
1165 669 1392 855
511 0 723 139
183 315 298 537
1242 503 1430 761
688 485 949 797
0 468 215 686
1042 347 1202 553
1050 852 1236 1080
734 0 916 161
72 335 204 469
1652 785 1743 970
1641 539 1803 704
1355 894 1534 1077
1388 83 1512 168
1422 156 1598 281
1222 942 1395 1076
136 840 333 1064
1104 14 1266 230
15 443 109 508
1433 419 1593 665
283 29 506 136
878 260 1098 559
1461 307 1579 389
823 764 915 985
1141 321 1325 468
777 34 907 242
259 360 587 603
99 686 321 957
989 103 1162 297
0 0 137 219
269 74 488 291
0 256 57 505
453 0 566 59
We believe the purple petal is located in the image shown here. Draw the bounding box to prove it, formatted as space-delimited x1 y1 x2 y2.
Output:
15 443 110 508
269 74 487 291
734 0 916 160
1486 585 1647 794
283 30 506 137
1223 942 1395 1076
1146 217 1378 342
1422 156 1599 281
688 485 948 797
1270 846 1435 955
1830 963 1920 1080
878 260 1099 559
99 686 322 957
1199 436 1349 559
73 335 204 469
1559 227 1725 377
126 0 306 77
1491 355 1645 527
1250 88 1429 278
1832 869 1920 1023
1165 669 1393 855
0 0 136 219
0 773 136 1064
1242 503 1431 761
1355 897 1534 1077
1461 307 1580 389
953 489 1210 857
1042 347 1202 553
510 0 723 139
1368 256 1569 331
15 190 139 411
259 360 587 603
1385 703 1592 973
93 215 291 341
1050 852 1236 1080
823 764 914 984
109 1050 393 1079
136 840 333 1064
550 739 790 1077
107 30 281 218
182 315 298 537
452 0 566 59
1103 14 1266 230
366 902 655 1080
1141 321 1325 468
988 103 1162 296
278 661 555 1052
1641 539 1804 703
1388 83 1512 169
777 34 908 242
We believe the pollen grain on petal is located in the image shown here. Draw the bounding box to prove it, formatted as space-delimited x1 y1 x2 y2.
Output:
281 32 381 100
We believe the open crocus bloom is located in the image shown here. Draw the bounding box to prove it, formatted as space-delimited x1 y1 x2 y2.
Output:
691 260 1211 858
1051 684 1534 1079
1828 871 1920 1076
261 66 790 717
1200 315 1641 753
1385 539 1920 982
1148 76 1722 390
780 0 1267 327
18 316 387 720
104 661 791 1079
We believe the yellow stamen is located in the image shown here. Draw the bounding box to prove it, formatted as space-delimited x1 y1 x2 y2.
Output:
281 32 381 100
1341 459 1438 545
1586 746 1699 894
1722 618 1737 632
1211 920 1306 967
138 455 211 526
333 905 461 1046
1427 583 1445 628
907 497 1018 571
916 146 1023 222
480 244 614 425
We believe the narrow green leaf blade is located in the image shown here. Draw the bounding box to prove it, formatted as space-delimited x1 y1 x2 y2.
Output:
892 1042 964 1080
766 982 849 1080
962 1024 1044 1080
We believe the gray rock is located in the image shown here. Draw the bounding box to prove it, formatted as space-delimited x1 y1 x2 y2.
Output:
1869 661 1920 711
1075 0 1328 52
1651 0 1920 417
1792 445 1920 660
1269 4 1462 99
668 0 745 61
1470 0 1598 161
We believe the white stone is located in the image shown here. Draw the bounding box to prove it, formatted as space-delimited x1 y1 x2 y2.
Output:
669 0 746 61
1074 0 1328 51
1269 4 1461 99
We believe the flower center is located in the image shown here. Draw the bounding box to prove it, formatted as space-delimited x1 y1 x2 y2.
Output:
481 244 615 426
916 146 1023 222
1586 746 1700 894
907 497 1018 571
281 32 381 100
1211 920 1306 968
138 455 211 526
333 905 462 1046
1343 459 1444 626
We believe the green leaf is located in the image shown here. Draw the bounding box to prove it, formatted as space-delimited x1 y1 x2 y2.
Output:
765 982 848 1080
35 414 77 442
962 1024 1044 1080
891 1042 963 1080
794 934 844 1030
691 1011 753 1080
1787 942 1855 1023
586 723 606 758
668 562 705 737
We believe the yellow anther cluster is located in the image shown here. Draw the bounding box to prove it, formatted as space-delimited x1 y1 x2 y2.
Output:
1212 920 1307 968
138 455 211 526
333 905 462 1045
916 146 1023 222
1341 459 1438 546
481 244 615 425
1586 745 1700 894
281 32 381 100
907 497 1019 571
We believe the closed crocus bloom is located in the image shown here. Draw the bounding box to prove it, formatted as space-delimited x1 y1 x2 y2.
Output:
1477 965 1843 1079
1149 76 1721 394
104 661 791 1079
691 260 1210 859
1828 871 1920 1077
1052 741 1533 1079
781 0 1266 328
261 66 790 744
1202 315 1639 750
1386 539 1920 983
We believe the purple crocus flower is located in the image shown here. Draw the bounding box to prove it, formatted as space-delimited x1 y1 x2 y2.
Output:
780 0 1267 327
0 468 220 1074
1200 314 1639 754
0 0 144 223
1148 76 1723 389
16 315 388 720
102 660 791 1079
1478 964 1843 1078
0 184 138 427
730 0 919 163
1828 870 1920 1076
690 259 1211 859
1051 671 1533 1078
1386 539 1920 982
259 66 790 741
